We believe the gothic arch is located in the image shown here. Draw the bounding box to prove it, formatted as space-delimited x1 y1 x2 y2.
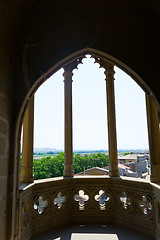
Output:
11 47 160 239
16 47 158 181
19 47 155 125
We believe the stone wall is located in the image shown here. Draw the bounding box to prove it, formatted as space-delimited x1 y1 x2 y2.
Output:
0 24 14 238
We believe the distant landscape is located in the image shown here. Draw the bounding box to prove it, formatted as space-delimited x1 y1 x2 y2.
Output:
33 147 149 154
20 152 110 180
27 148 149 160
20 148 149 180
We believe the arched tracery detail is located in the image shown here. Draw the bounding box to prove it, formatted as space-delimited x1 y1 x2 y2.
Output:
63 56 85 177
63 54 119 177
20 53 120 180
91 56 119 177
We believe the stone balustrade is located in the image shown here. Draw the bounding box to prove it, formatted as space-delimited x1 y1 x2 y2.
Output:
19 176 160 240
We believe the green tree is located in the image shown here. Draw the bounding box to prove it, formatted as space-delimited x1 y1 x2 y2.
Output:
33 153 64 180
30 152 109 180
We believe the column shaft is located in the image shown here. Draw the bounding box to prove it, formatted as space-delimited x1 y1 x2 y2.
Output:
146 93 160 183
105 63 119 177
20 95 34 183
63 69 74 177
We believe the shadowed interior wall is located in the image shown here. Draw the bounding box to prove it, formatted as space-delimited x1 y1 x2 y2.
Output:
0 0 160 239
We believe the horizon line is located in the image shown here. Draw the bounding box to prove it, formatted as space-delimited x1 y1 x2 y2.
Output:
33 147 149 152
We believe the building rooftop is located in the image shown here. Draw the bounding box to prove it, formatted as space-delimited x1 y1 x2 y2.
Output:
75 167 109 176
118 163 130 169
118 154 149 160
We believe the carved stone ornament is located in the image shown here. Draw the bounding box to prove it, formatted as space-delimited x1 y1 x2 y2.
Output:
21 200 30 229
95 190 110 206
138 195 152 215
63 55 86 72
54 192 66 209
157 200 160 224
34 196 48 214
119 192 131 210
90 55 115 76
74 190 89 209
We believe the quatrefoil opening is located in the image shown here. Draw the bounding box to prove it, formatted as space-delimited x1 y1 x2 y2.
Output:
74 190 89 210
34 196 48 214
138 195 152 215
54 192 66 209
120 192 131 210
95 190 110 210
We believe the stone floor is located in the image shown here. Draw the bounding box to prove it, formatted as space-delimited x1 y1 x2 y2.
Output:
32 224 155 240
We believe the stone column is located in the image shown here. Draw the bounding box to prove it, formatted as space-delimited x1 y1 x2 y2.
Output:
146 93 160 183
20 95 34 183
63 65 74 177
63 58 84 177
91 56 119 177
105 63 119 177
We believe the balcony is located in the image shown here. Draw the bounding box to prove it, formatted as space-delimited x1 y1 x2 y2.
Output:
19 176 160 240
31 224 153 240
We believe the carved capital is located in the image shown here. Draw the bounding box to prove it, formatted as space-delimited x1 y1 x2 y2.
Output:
63 71 73 82
104 62 115 80
91 55 115 80
63 56 86 82
64 56 86 73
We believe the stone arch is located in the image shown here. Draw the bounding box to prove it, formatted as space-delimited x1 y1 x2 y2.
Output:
16 47 158 179
18 47 155 124
12 47 160 238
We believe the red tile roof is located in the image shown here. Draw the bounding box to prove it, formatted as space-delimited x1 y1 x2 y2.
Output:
118 163 130 169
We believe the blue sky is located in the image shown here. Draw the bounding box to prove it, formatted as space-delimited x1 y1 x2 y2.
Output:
34 55 149 151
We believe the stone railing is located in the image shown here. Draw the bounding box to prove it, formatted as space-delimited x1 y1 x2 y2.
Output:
19 176 160 240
